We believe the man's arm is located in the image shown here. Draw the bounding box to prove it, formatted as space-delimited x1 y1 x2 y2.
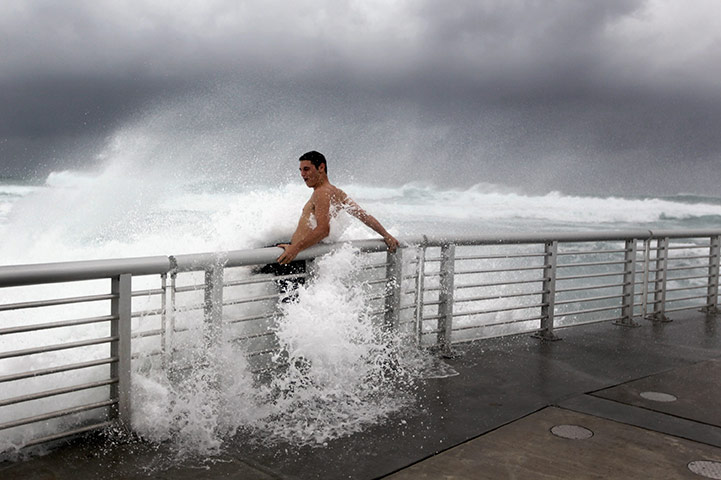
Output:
277 190 332 264
342 198 399 252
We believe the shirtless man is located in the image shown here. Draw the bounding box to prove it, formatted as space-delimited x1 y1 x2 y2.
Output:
277 151 400 265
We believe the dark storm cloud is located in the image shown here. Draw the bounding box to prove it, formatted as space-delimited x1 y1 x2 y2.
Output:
1 0 720 194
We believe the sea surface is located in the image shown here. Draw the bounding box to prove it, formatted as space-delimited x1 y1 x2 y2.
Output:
3 170 721 266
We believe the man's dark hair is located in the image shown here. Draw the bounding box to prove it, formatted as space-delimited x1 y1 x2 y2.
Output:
299 150 327 174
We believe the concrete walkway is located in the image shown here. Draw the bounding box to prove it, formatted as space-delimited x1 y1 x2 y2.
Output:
2 310 720 479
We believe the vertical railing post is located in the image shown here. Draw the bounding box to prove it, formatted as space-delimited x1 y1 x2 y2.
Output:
702 235 721 315
615 239 640 327
204 265 224 349
384 247 403 331
640 239 651 319
648 237 670 322
413 244 428 346
161 271 176 370
534 241 560 341
110 273 132 428
437 244 455 356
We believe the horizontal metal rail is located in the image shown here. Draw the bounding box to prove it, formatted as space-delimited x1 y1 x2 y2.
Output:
666 304 711 314
450 328 546 344
556 316 623 329
454 265 547 275
423 302 546 320
666 265 709 272
131 288 163 297
0 357 117 384
368 292 393 302
556 282 626 293
557 304 622 317
557 249 627 256
454 291 545 303
453 315 544 331
556 271 628 281
0 314 116 335
223 293 279 306
664 274 711 283
131 308 164 318
554 293 625 306
633 299 662 308
0 293 116 312
0 256 170 287
226 312 276 324
455 278 546 290
224 272 309 287
0 378 117 408
665 294 709 303
21 421 115 449
557 260 629 269
131 329 162 339
245 348 279 358
0 400 116 431
233 331 276 342
667 254 714 261
173 303 205 312
634 289 663 298
455 252 545 261
666 285 707 293
174 284 206 293
0 336 118 360
362 262 391 270
419 299 442 307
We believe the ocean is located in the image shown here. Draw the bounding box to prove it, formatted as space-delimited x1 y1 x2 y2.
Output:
2 168 721 459
3 169 721 266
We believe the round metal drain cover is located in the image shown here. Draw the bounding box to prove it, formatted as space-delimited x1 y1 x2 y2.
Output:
640 391 677 402
550 424 593 440
688 460 721 479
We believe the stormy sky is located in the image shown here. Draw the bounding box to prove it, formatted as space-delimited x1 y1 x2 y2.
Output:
1 0 720 195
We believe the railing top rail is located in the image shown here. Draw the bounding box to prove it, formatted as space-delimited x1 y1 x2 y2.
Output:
0 256 171 288
171 238 390 272
2 229 720 287
408 229 721 247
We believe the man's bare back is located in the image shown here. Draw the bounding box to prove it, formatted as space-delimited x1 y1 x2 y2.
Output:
290 183 348 245
277 152 399 265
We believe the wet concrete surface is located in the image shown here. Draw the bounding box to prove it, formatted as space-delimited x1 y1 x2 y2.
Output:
385 407 721 480
592 358 721 427
2 310 720 479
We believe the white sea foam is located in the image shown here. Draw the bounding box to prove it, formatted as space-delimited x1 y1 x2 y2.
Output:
347 183 721 226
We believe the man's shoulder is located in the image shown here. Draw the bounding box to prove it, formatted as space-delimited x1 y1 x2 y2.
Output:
312 183 344 197
328 184 348 200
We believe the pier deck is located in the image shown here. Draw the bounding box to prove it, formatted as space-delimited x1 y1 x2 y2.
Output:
2 310 721 479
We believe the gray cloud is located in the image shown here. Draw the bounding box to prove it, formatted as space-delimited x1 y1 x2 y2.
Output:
1 0 720 194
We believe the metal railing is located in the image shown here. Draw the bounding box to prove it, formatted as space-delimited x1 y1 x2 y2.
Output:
1 229 720 453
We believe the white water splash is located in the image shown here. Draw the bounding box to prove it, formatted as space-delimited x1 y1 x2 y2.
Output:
129 244 424 455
